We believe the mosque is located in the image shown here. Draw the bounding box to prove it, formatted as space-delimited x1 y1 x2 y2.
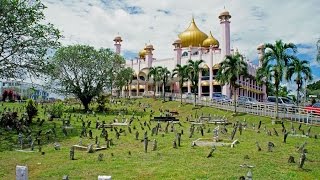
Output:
112 9 267 101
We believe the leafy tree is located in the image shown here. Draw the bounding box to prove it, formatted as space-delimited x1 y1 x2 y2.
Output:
7 90 13 101
114 67 134 98
262 40 297 119
317 39 320 63
187 60 204 105
278 86 292 97
286 58 312 105
2 90 8 101
26 99 38 124
47 45 125 111
148 66 161 98
0 0 61 78
216 52 248 113
256 64 273 97
158 67 171 101
172 64 189 104
96 94 110 112
48 102 64 119
307 80 320 91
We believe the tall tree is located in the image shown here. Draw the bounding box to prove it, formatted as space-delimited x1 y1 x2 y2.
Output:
216 52 248 114
47 45 124 111
187 60 204 106
286 58 312 106
147 66 161 98
256 64 273 97
172 64 189 104
317 39 320 62
158 67 171 101
0 0 61 78
114 67 134 98
278 86 292 97
262 40 297 119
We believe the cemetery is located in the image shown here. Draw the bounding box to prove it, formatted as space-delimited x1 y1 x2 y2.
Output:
0 98 320 179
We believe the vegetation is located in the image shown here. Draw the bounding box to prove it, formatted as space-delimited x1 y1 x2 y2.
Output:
114 67 134 97
0 99 319 179
187 59 204 105
286 58 312 105
317 39 320 62
260 40 297 119
172 64 189 104
47 45 125 111
158 67 171 101
26 99 38 124
147 66 161 97
216 52 248 113
0 0 61 79
48 102 64 119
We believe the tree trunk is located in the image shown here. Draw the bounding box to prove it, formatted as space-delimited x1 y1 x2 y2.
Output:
194 86 197 106
275 83 279 120
80 98 91 111
233 85 237 114
163 81 165 102
153 82 156 99
180 84 183 104
296 83 300 106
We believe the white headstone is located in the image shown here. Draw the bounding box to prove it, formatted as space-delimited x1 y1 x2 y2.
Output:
98 175 112 180
16 165 28 180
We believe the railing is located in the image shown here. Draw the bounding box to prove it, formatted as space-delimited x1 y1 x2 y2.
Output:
171 96 320 125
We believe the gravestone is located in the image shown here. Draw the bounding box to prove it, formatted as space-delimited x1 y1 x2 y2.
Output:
246 170 252 180
16 165 28 180
230 126 237 140
135 131 139 140
87 144 94 153
256 142 261 151
89 130 93 139
267 142 275 152
144 132 148 153
207 146 216 158
98 175 112 180
70 147 75 160
299 152 306 168
297 142 307 153
273 128 279 136
213 127 219 142
288 156 295 163
306 126 311 136
176 133 181 147
173 139 177 149
18 132 23 149
98 153 104 161
239 123 243 135
283 132 289 143
258 121 261 129
54 142 61 150
62 175 69 180
152 139 157 151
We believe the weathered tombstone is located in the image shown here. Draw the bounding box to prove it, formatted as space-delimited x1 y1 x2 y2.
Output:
173 139 177 149
246 170 252 180
16 165 28 180
256 142 261 151
144 135 148 153
200 126 204 136
128 126 132 134
239 123 243 135
301 129 305 135
267 142 275 152
288 156 295 163
152 139 157 151
18 132 23 149
306 126 311 136
135 131 139 140
98 175 112 180
98 153 104 161
62 175 69 180
297 142 307 153
95 136 98 144
298 123 302 130
181 129 183 135
70 147 75 160
231 139 239 148
89 130 93 139
176 133 181 147
62 127 68 136
299 152 306 168
213 127 219 142
267 130 272 136
54 142 61 150
207 146 216 158
87 144 94 153
230 126 237 140
258 121 261 129
273 128 279 136
283 132 289 143
78 138 82 146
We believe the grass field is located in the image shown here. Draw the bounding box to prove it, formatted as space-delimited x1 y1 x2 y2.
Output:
0 98 319 180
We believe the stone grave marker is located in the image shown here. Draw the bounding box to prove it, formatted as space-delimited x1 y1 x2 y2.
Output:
16 165 28 180
299 152 306 168
256 142 261 151
267 142 275 152
207 146 216 158
98 175 112 180
152 139 157 151
70 146 75 160
288 156 295 163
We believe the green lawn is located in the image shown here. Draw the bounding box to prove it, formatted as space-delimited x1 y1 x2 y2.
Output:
0 99 319 180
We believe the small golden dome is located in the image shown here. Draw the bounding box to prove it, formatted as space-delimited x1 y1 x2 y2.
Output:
178 17 208 48
139 48 147 59
202 31 219 48
113 36 122 42
218 9 231 19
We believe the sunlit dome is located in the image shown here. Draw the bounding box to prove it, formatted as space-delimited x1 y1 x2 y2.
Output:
178 17 208 48
138 46 147 59
202 31 219 48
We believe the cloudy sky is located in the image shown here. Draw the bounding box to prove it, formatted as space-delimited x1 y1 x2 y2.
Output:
42 0 320 86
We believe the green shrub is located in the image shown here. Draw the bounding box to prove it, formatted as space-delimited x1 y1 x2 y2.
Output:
26 99 38 124
48 102 64 119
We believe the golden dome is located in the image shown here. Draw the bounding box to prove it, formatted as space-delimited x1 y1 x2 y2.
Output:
178 17 208 48
139 47 147 59
202 31 219 48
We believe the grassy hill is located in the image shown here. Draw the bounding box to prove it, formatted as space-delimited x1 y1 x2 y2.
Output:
0 99 319 179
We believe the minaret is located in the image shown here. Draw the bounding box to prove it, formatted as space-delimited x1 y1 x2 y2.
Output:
257 44 265 67
172 39 182 65
145 44 154 68
113 36 122 54
219 8 231 57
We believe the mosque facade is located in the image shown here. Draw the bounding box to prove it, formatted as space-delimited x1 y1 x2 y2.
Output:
113 9 267 101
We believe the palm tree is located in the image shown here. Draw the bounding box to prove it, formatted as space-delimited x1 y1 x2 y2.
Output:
216 52 248 114
187 59 204 106
286 58 312 106
262 40 297 119
158 67 171 101
256 64 273 97
278 86 292 97
172 64 189 104
147 66 161 98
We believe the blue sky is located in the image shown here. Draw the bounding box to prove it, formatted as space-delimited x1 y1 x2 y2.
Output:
41 0 320 90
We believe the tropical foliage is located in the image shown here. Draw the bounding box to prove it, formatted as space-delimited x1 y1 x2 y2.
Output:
187 60 204 105
216 52 248 113
172 64 189 104
158 67 171 101
286 58 312 105
147 66 161 97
